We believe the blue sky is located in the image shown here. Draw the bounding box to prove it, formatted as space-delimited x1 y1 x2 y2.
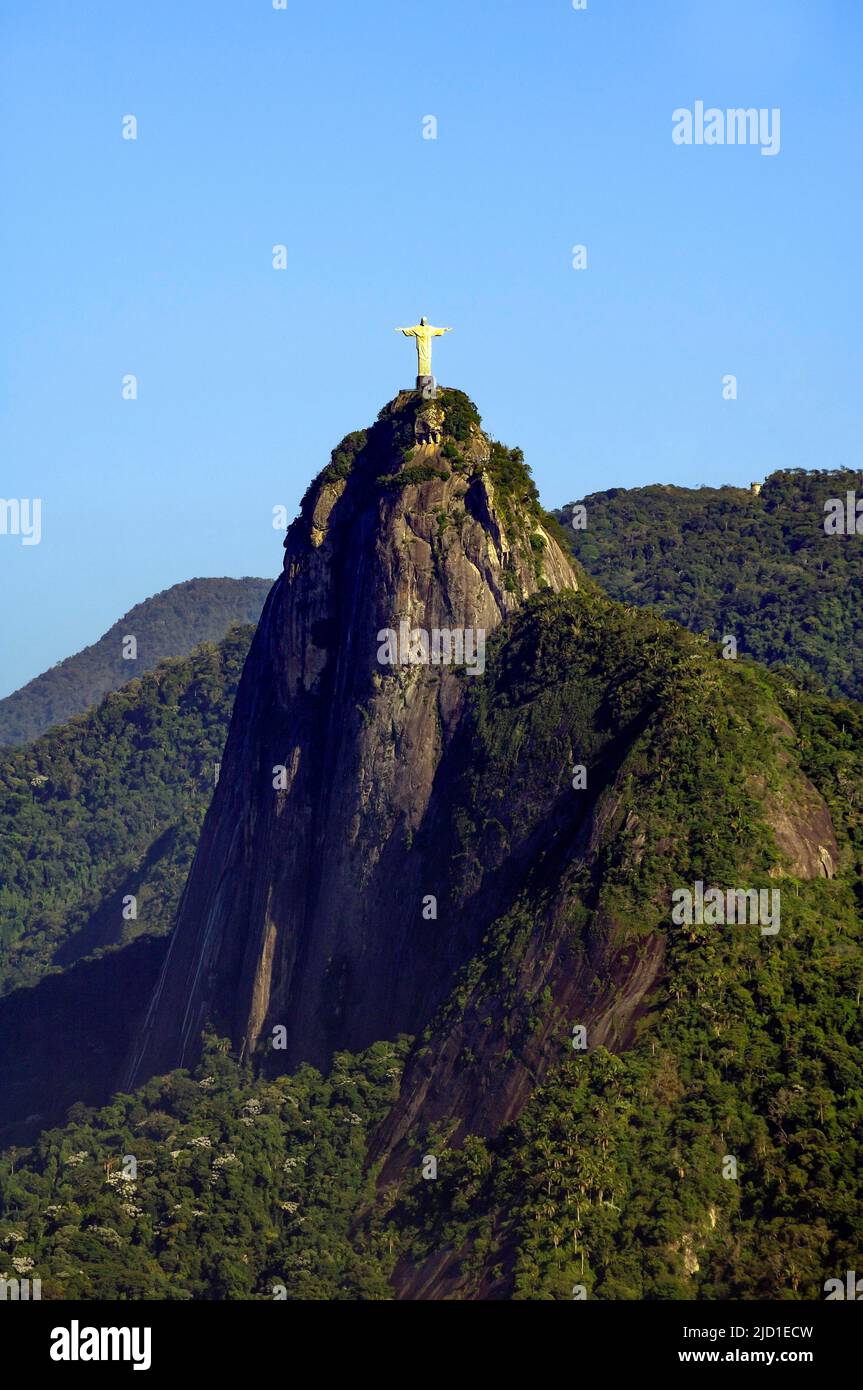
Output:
1 0 861 697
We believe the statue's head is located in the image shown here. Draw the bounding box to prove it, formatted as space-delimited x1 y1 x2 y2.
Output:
420 316 428 326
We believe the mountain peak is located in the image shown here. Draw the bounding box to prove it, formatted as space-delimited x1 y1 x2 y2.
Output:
284 388 578 627
126 393 578 1086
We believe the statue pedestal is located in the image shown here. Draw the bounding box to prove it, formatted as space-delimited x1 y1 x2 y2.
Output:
416 374 438 398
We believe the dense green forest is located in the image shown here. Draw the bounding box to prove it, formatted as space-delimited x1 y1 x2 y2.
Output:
555 468 863 701
0 1037 406 1300
0 577 270 747
0 626 254 995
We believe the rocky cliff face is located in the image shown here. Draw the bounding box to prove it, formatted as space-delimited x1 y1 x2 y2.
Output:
126 389 578 1086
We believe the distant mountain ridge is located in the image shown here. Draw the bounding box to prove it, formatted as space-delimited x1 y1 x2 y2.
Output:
554 467 863 701
0 576 272 746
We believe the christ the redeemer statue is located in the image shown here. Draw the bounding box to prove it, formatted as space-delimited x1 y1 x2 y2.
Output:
395 316 453 379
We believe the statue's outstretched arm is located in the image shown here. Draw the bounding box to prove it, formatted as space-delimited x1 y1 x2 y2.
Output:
395 327 417 337
431 326 453 336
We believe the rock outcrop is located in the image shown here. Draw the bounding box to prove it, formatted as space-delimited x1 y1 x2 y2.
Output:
126 390 578 1086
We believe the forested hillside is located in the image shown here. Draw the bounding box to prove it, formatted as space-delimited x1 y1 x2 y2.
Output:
556 468 863 701
0 577 271 746
0 626 254 995
386 678 863 1297
0 1037 406 1299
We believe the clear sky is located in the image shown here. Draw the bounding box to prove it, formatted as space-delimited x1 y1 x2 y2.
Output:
1 0 861 698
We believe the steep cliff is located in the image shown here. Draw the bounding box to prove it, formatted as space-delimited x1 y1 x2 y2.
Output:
126 389 578 1086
